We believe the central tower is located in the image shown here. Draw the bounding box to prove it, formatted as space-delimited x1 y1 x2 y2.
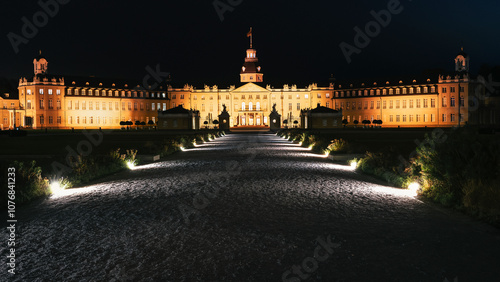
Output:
240 28 264 83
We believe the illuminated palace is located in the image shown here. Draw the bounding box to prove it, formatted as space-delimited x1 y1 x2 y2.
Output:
0 32 498 130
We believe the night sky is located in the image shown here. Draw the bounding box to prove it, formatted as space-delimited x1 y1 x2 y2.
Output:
1 0 500 88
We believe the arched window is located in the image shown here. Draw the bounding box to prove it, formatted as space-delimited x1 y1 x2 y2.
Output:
242 102 246 111
256 102 261 111
249 102 253 111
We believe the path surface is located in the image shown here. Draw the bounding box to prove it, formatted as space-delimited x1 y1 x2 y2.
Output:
3 133 500 281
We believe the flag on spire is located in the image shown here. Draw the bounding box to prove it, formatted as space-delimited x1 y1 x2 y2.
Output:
247 27 252 38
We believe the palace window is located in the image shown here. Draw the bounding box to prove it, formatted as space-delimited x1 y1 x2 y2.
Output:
48 89 53 95
431 99 436 108
57 116 61 124
40 116 44 124
442 87 447 93
450 96 456 107
40 89 44 95
450 114 455 122
370 101 374 109
395 100 400 109
460 96 465 107
409 88 414 94
67 101 72 110
442 96 447 107
326 93 330 98
389 89 394 95
389 101 393 109
289 103 292 111
396 88 400 95
376 89 381 95
402 100 407 108
383 89 387 95
416 87 421 94
242 102 246 111
96 102 99 110
134 103 138 110
376 101 380 109
403 115 407 122
409 100 413 108
416 115 421 122
48 99 53 109
326 102 330 108
390 115 394 122
409 115 414 122
416 99 421 108
358 102 362 110
257 102 261 111
48 116 53 124
450 87 456 93
82 102 86 110
431 114 436 122
383 101 387 109
39 99 44 109
396 115 400 122
89 102 93 110
317 93 322 98
402 88 407 94
57 100 61 109
423 87 428 93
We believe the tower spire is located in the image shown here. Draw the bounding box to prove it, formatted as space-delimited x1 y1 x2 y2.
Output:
247 27 253 49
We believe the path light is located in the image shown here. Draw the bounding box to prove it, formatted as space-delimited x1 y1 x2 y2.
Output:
408 182 420 196
299 142 303 146
50 178 69 197
180 146 186 151
308 144 315 150
349 160 358 169
126 160 136 170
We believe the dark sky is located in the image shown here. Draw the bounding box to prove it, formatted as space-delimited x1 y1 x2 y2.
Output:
1 0 500 87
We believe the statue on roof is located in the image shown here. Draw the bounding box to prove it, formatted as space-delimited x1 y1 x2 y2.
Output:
222 104 227 112
272 103 277 112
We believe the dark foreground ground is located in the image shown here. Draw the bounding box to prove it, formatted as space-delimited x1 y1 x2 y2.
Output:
2 133 499 281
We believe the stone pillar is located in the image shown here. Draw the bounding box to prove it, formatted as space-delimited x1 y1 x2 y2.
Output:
218 105 230 131
269 104 281 132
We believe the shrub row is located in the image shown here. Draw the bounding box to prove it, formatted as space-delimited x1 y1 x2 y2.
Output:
1 131 225 208
277 128 500 224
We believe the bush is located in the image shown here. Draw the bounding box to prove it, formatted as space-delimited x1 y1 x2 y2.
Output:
357 150 408 187
462 179 500 218
2 161 50 207
326 139 350 154
411 129 500 209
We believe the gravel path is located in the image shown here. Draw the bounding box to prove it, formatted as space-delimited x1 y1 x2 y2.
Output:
3 133 500 281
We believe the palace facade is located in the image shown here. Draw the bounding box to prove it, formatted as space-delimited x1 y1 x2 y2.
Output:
0 34 498 130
